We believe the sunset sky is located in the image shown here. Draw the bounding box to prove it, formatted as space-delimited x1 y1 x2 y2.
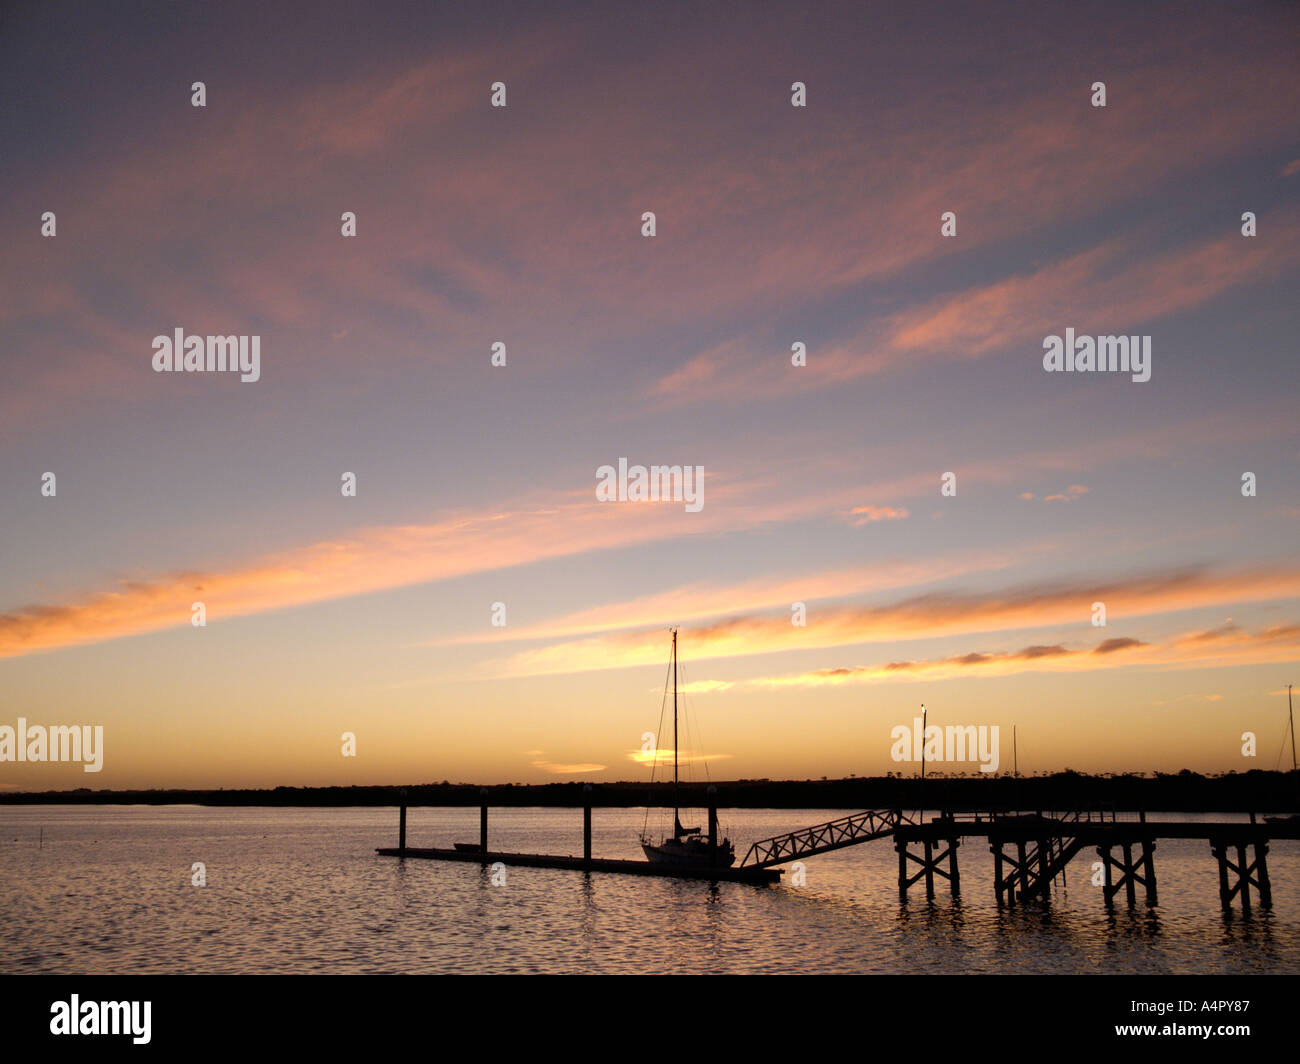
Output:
1 1 1298 789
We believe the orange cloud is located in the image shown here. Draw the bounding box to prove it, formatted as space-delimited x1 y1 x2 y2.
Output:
436 547 1026 646
488 563 1300 677
746 624 1300 688
5 460 996 661
626 749 733 766
1093 637 1146 654
530 760 606 775
0 489 757 660
884 219 1299 361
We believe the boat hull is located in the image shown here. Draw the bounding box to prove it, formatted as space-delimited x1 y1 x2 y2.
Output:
641 839 735 869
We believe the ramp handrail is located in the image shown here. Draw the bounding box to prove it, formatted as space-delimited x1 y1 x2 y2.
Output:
739 808 915 868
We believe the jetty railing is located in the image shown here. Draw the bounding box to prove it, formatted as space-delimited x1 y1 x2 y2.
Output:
739 807 915 868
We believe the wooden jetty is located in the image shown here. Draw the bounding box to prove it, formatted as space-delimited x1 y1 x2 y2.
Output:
737 806 1300 911
883 810 1300 911
376 790 781 884
379 797 1300 908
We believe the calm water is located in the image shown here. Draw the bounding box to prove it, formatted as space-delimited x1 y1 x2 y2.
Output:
1 805 1297 974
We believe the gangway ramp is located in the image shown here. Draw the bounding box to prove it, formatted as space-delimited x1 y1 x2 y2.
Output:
739 808 915 868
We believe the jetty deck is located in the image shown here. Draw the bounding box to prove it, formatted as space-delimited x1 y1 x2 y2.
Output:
376 845 782 883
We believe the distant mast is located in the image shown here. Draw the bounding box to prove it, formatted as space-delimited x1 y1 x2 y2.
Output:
1290 685 1297 774
672 627 680 837
920 704 926 782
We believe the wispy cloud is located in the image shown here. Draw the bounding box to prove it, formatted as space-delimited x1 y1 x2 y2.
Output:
626 749 733 766
1021 485 1089 502
847 505 910 526
674 680 734 695
488 563 1300 678
0 489 755 659
8 19 1297 430
651 199 1300 407
435 548 1024 646
746 624 1299 688
530 759 606 775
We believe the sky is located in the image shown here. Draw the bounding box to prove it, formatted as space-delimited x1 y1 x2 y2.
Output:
1 0 1298 789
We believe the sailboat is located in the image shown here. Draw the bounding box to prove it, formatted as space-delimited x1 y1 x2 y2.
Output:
640 628 735 868
1265 684 1298 826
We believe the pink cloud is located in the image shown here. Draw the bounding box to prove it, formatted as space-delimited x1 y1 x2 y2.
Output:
848 504 910 526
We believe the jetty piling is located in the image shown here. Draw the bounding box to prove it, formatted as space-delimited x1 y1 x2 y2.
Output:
583 783 592 863
707 785 718 867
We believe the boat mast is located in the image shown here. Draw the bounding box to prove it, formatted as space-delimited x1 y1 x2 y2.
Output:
672 628 680 837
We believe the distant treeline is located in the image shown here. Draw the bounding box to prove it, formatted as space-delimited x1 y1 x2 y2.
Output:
1 769 1297 812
